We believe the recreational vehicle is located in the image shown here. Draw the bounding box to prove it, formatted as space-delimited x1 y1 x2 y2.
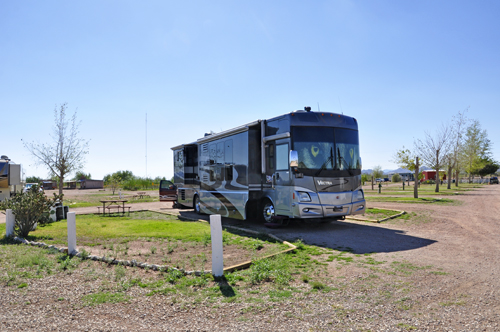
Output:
0 155 22 202
172 107 366 222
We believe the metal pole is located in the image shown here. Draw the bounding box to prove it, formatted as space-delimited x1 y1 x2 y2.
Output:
6 209 14 237
67 212 77 255
210 215 224 277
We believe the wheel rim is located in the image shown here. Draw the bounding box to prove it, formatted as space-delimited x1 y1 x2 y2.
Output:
262 202 275 223
194 197 200 213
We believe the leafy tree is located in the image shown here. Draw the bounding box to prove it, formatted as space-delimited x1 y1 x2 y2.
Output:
104 170 134 184
477 162 499 178
105 174 122 195
73 171 91 181
25 176 43 184
392 147 420 198
361 173 370 184
371 166 384 179
415 124 453 192
23 103 89 198
0 185 63 238
462 120 492 182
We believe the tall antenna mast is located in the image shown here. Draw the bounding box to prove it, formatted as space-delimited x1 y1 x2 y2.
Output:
145 113 148 178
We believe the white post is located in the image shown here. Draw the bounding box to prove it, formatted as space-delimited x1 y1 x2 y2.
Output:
67 212 77 255
6 209 14 237
210 214 224 277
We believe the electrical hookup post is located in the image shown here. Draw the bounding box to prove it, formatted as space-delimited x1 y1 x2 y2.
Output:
210 215 224 277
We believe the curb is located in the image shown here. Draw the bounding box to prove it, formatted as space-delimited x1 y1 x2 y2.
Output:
345 207 406 223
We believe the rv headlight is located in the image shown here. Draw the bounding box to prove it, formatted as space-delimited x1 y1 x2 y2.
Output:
298 191 312 202
352 189 364 202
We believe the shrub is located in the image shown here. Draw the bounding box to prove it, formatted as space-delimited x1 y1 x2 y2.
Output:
391 173 402 182
0 186 62 238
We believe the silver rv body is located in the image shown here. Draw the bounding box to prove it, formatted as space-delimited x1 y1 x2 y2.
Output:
172 109 366 222
0 155 22 202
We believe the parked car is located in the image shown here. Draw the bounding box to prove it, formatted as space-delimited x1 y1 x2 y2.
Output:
375 178 383 183
23 183 43 193
490 177 499 184
383 178 391 182
159 180 177 202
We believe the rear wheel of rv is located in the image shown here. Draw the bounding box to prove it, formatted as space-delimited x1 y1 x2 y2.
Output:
260 199 275 223
194 195 202 214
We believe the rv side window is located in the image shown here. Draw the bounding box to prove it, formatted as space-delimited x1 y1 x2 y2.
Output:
225 166 233 181
225 140 233 181
276 144 289 171
267 144 275 173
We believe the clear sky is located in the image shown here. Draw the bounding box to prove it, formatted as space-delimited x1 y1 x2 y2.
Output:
2 1 499 180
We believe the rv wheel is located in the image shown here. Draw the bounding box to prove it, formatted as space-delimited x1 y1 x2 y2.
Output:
194 196 202 214
260 199 275 223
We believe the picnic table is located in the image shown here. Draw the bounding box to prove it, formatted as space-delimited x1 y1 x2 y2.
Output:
133 191 151 199
98 199 130 216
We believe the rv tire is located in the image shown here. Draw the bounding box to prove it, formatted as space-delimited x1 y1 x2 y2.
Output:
260 199 275 223
193 195 202 215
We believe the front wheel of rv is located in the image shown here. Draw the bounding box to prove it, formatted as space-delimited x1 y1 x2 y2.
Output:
260 199 275 223
194 195 202 214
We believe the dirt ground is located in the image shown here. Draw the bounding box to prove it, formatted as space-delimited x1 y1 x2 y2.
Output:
1 185 499 330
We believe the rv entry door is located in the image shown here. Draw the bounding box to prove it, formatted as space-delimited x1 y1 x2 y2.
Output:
274 142 292 216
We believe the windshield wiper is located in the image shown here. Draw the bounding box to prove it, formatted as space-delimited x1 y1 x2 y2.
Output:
337 147 354 176
315 147 334 176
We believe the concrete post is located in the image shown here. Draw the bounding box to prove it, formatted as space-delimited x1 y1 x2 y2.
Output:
6 209 14 237
210 214 224 277
67 212 77 255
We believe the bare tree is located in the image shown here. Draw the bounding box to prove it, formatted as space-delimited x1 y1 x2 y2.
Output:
371 165 384 179
449 109 469 186
23 103 89 197
414 124 453 192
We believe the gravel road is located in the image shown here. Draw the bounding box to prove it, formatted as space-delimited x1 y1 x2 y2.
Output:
1 185 499 331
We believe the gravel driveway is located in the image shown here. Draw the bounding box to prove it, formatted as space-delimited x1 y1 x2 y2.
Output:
1 185 499 331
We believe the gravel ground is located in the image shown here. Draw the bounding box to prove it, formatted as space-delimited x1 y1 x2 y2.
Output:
1 185 499 331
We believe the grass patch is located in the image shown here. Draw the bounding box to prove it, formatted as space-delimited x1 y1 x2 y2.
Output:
27 212 215 243
365 196 455 204
81 292 129 306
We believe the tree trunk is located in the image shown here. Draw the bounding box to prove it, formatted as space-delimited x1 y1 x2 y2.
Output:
447 165 452 189
371 176 374 191
455 169 459 187
414 157 419 199
435 151 440 193
58 176 64 197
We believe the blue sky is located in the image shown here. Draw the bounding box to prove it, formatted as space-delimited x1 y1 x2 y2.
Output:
1 1 499 180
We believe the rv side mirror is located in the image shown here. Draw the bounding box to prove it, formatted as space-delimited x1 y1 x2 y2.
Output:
290 150 298 168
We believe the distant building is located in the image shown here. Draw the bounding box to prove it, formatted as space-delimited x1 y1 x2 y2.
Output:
387 169 415 181
79 179 104 189
421 170 446 182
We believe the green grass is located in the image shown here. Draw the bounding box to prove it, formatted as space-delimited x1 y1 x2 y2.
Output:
81 292 130 306
364 183 481 197
363 208 401 220
26 213 215 244
365 196 455 204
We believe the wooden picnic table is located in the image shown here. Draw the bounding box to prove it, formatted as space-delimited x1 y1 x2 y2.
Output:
98 199 130 216
133 191 151 199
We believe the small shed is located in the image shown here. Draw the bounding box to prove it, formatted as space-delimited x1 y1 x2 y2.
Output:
422 170 446 182
79 179 104 189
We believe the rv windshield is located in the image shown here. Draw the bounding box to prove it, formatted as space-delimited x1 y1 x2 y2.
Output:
292 127 361 176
